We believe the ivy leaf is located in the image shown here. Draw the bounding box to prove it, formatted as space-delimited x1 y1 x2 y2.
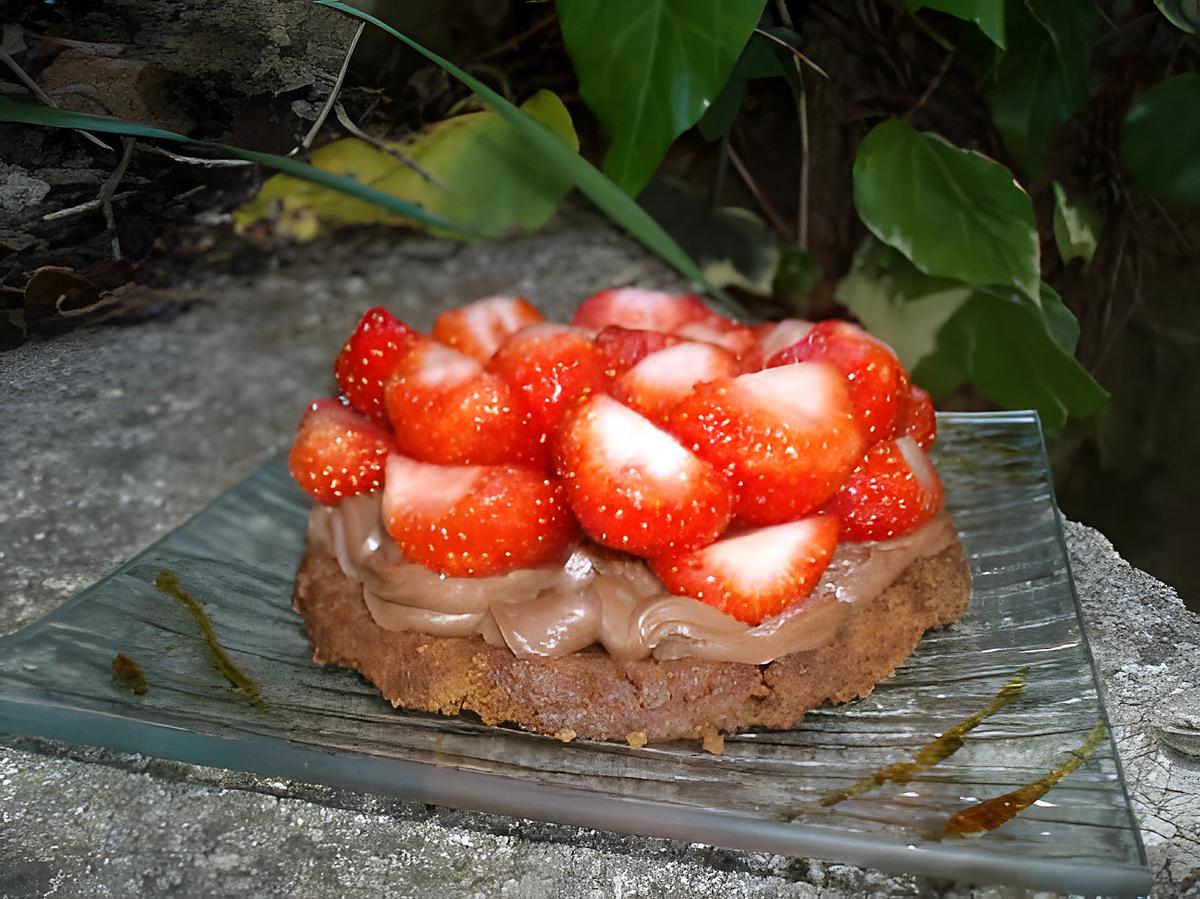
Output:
1122 74 1200 207
697 32 787 141
1051 181 1103 267
852 117 1040 299
556 0 765 195
984 0 1096 179
907 0 1005 48
916 284 1105 429
1154 0 1200 33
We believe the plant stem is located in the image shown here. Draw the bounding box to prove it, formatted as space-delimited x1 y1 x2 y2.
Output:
772 0 810 248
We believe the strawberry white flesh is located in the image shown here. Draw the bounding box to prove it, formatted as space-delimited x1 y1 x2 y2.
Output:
759 319 815 361
612 341 739 421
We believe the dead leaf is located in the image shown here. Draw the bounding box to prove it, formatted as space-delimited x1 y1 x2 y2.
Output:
37 49 194 133
23 265 100 320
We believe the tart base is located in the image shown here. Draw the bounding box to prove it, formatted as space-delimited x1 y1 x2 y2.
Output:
292 538 971 745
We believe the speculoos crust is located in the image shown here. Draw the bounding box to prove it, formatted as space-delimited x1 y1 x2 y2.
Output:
292 538 971 745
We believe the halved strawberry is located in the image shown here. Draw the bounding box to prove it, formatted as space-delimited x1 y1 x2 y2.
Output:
612 341 740 422
767 320 910 442
757 318 814 362
649 514 840 625
674 319 762 372
593 325 683 377
555 394 733 557
572 288 710 332
334 306 420 423
288 399 396 504
382 455 577 577
489 323 609 444
384 340 542 467
895 384 937 450
669 362 866 525
821 436 945 541
431 296 543 363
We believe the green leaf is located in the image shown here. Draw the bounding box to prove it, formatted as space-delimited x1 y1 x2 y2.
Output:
1036 281 1080 353
836 238 972 370
556 0 765 195
984 0 1095 178
1122 74 1200 207
907 0 1006 48
1051 181 1102 267
773 247 820 314
0 102 476 238
1154 0 1200 33
234 91 578 241
314 0 744 316
852 117 1040 298
697 32 786 142
919 284 1106 429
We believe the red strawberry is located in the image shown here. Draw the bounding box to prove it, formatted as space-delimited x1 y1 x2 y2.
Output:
821 436 945 542
767 320 910 442
382 455 577 577
384 340 542 467
593 325 683 377
650 514 840 625
572 288 711 332
669 362 866 525
674 320 762 372
432 296 543 363
288 399 396 504
555 394 733 557
757 318 814 362
895 385 937 450
334 306 420 423
489 323 609 444
612 341 740 422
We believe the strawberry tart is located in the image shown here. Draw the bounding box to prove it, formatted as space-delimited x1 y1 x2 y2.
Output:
289 290 970 746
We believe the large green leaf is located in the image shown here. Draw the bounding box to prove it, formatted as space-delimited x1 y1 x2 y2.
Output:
0 103 475 237
907 0 1006 48
984 0 1095 178
1051 181 1102 267
556 0 765 195
1122 74 1200 207
1154 0 1200 33
314 0 743 315
852 117 1040 298
234 91 578 241
696 32 788 142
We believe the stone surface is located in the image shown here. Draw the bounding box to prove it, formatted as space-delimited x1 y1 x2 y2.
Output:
0 224 1198 898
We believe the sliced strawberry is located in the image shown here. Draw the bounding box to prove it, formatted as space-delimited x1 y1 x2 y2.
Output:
757 318 814 362
895 384 937 450
572 288 711 332
674 320 762 372
612 341 740 422
384 340 542 467
382 455 577 577
555 394 733 557
489 323 609 444
431 296 543 363
650 514 840 625
334 306 420 423
767 320 910 442
593 325 683 377
288 399 396 504
821 436 945 542
669 362 866 525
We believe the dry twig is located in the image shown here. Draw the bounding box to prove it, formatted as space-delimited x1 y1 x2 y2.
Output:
100 137 135 259
772 0 811 248
0 46 112 151
729 139 795 243
136 145 252 168
42 191 137 222
752 27 830 79
295 21 366 154
333 103 444 187
905 45 957 122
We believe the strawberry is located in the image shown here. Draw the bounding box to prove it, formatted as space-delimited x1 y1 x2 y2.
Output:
674 320 763 372
489 323 609 444
767 320 910 442
288 399 396 504
593 325 683 377
555 394 733 557
431 295 543 363
669 362 866 525
821 436 945 542
334 306 420 423
895 384 937 450
384 340 542 467
757 318 814 362
649 514 840 625
612 341 740 422
382 455 577 577
572 288 711 332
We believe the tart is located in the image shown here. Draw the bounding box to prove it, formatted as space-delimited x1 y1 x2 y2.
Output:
289 291 971 746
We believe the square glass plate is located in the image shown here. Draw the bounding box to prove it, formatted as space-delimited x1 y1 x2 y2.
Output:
0 412 1150 895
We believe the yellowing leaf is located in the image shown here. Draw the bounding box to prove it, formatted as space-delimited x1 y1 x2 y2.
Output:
234 90 579 240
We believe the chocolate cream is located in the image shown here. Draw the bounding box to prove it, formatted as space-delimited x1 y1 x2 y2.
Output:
307 493 956 666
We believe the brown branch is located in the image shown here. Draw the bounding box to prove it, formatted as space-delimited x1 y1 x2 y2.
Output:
752 27 830 79
295 21 366 154
904 45 956 122
100 137 135 260
473 12 558 63
728 140 795 244
772 0 811 247
333 102 444 187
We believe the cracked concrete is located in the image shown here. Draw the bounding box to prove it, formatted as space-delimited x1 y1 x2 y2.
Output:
0 223 1198 897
